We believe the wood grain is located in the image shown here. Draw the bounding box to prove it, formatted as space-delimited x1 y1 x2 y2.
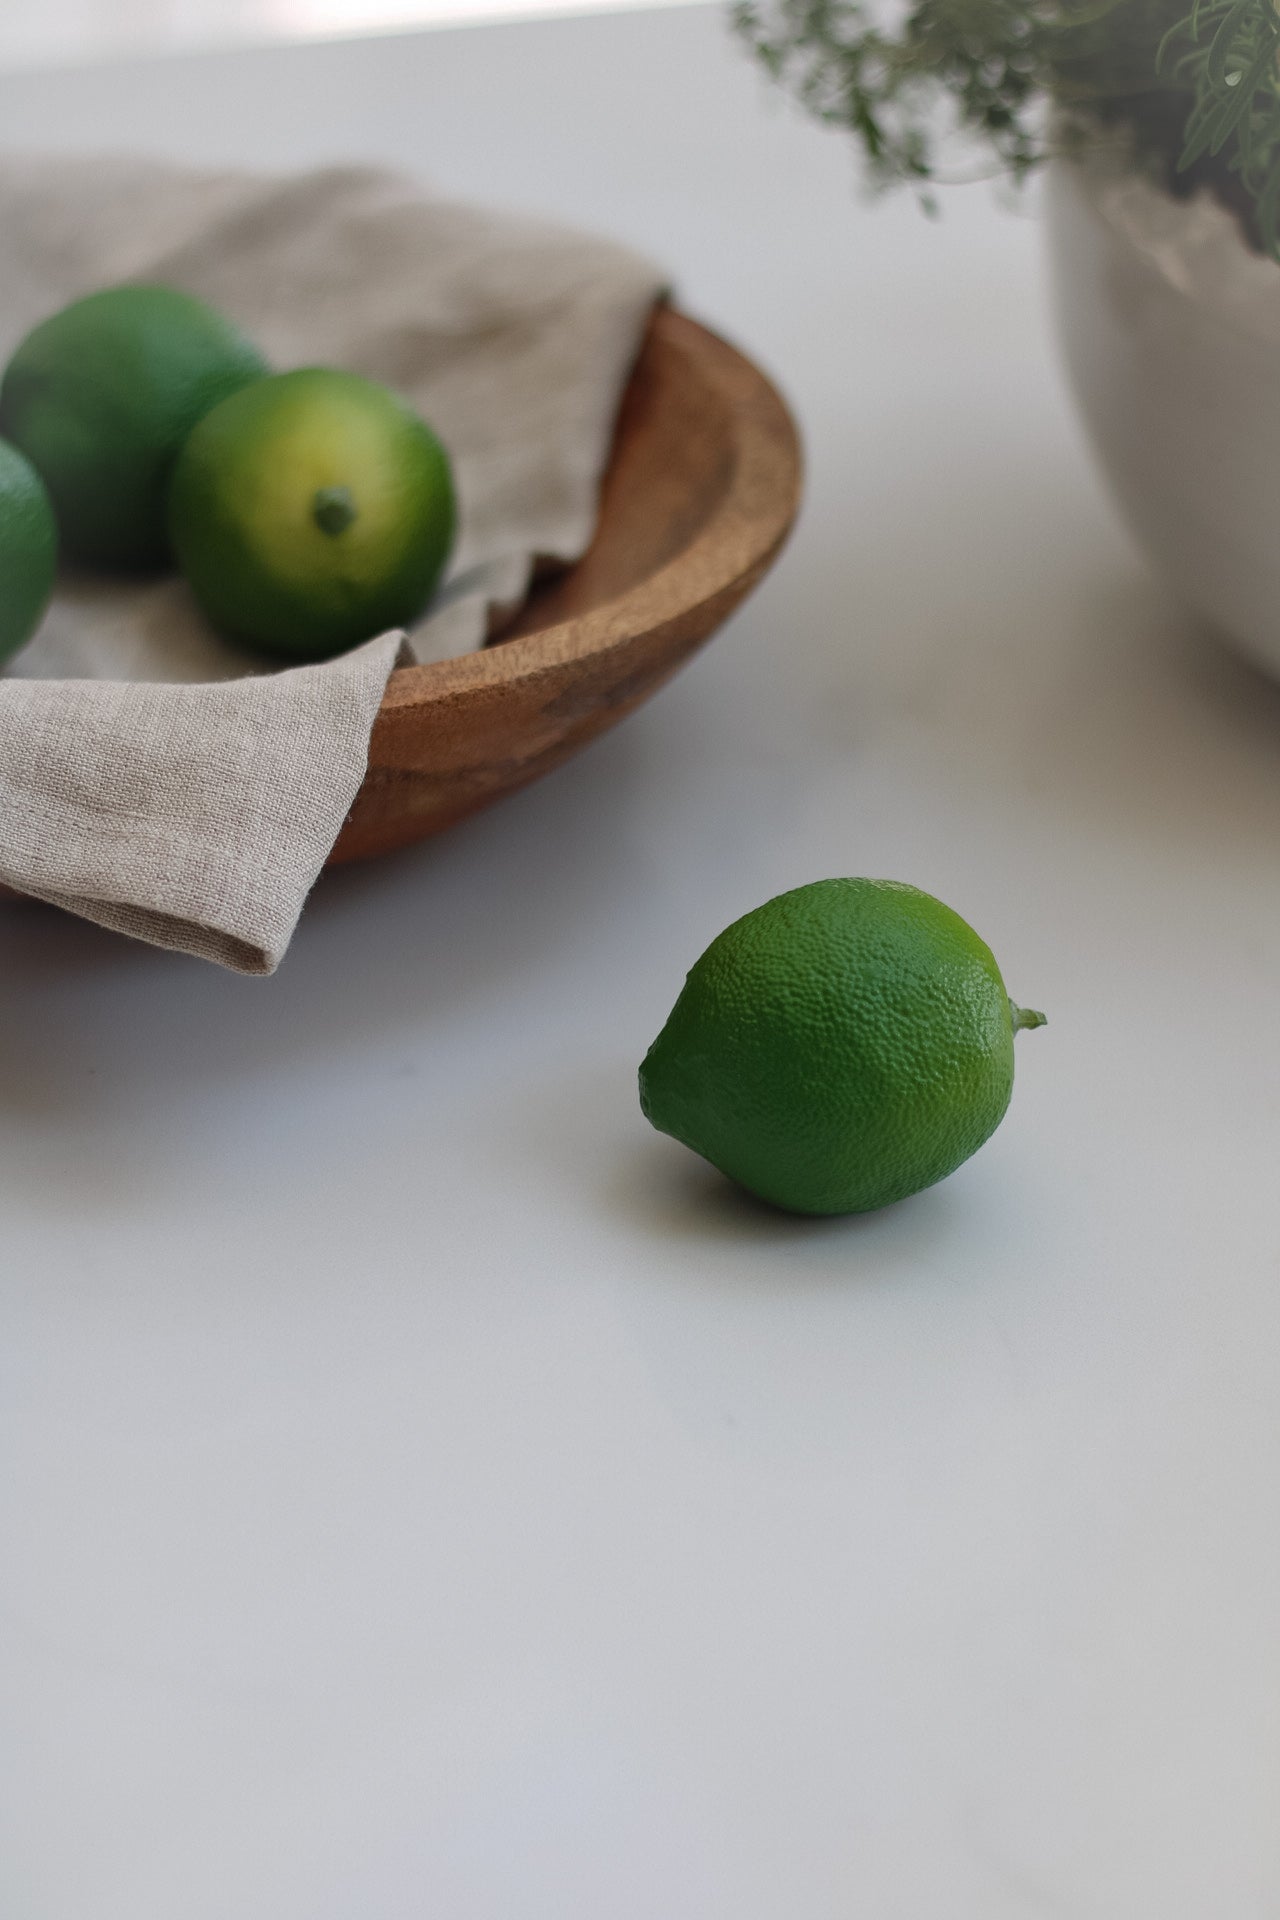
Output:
327 305 802 863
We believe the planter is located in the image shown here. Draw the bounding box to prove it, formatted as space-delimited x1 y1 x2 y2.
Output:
1046 149 1280 676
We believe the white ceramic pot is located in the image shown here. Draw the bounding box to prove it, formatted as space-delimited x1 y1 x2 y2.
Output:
1046 149 1280 676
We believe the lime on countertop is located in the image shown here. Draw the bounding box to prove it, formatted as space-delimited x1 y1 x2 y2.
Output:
640 878 1046 1216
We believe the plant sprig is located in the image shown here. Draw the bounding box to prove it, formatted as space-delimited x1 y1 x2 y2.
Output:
1157 0 1280 247
733 0 1280 253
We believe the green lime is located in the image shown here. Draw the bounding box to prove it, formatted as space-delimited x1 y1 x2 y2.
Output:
0 284 267 571
167 368 456 662
639 879 1046 1216
0 437 57 665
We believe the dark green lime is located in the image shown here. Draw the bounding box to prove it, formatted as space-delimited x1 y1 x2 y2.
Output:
0 284 267 571
0 437 57 664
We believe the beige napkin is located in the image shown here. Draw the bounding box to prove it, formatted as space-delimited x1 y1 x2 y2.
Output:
0 155 665 970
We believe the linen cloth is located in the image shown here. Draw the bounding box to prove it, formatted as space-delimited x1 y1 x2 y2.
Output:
0 155 665 971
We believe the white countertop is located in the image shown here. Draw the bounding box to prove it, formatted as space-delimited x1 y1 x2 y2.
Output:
2 10 1279 1916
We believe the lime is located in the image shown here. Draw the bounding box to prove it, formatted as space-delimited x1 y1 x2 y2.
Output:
167 368 455 662
639 879 1045 1215
0 284 267 571
0 437 57 665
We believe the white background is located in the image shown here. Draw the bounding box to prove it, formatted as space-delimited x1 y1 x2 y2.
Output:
1 8 1278 1915
0 0 698 75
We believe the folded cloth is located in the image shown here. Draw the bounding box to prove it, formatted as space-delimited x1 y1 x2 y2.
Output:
0 155 666 972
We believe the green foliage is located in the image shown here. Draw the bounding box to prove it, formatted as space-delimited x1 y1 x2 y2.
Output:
1158 0 1280 247
732 0 1280 251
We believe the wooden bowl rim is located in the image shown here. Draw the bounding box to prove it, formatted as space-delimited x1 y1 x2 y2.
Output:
378 305 801 715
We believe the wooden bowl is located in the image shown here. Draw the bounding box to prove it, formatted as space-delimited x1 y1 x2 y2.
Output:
328 304 801 864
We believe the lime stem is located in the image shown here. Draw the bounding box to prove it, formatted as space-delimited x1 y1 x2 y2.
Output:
313 485 356 536
1011 1002 1047 1032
